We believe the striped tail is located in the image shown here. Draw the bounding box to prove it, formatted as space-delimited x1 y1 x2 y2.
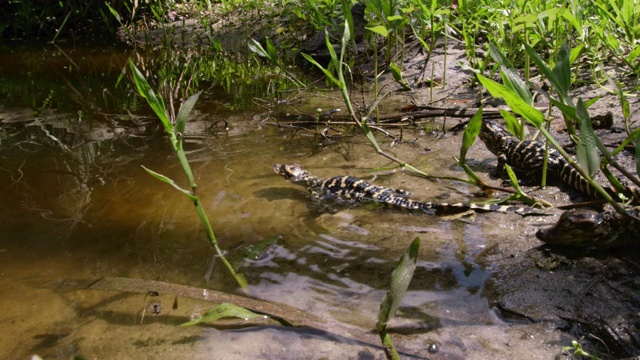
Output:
417 201 531 214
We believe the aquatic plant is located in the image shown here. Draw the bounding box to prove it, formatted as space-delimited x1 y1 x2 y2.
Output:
376 237 420 360
129 60 248 289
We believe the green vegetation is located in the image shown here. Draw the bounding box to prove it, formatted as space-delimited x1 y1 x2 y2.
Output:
376 237 420 359
4 0 640 358
129 61 248 290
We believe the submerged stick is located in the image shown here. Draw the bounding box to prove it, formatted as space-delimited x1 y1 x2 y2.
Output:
45 277 380 347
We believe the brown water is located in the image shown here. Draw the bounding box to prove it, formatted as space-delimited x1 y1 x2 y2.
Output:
0 43 562 359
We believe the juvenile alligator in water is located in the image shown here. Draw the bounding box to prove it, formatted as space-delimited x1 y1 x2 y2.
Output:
273 162 529 214
536 207 640 247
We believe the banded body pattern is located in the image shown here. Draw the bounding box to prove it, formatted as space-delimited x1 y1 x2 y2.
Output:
479 119 601 198
536 207 640 248
273 163 527 213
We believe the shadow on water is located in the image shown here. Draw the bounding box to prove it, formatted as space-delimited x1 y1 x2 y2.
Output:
0 41 522 359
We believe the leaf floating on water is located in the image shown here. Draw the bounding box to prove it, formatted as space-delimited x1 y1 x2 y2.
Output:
180 303 267 327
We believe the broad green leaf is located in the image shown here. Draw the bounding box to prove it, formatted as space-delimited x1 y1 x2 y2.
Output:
366 25 389 37
561 11 580 33
477 74 544 127
488 43 532 105
387 15 403 21
569 44 584 65
180 303 266 326
500 110 523 139
525 44 566 102
141 165 198 201
248 39 269 58
627 46 640 63
377 237 420 330
460 107 482 163
552 42 571 97
575 99 600 177
176 91 202 138
265 38 277 60
389 62 411 90
583 95 603 109
129 61 172 133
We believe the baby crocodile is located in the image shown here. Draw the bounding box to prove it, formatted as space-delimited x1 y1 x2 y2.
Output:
273 162 528 214
479 119 605 198
536 207 640 248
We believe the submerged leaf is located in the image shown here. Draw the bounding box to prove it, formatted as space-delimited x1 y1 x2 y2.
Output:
181 303 267 327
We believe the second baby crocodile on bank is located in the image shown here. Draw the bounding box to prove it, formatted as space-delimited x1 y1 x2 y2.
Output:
273 162 529 214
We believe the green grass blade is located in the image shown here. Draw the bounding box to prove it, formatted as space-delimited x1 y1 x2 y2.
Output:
488 43 532 105
477 74 544 127
129 61 172 133
500 110 524 139
460 107 482 163
141 165 198 201
575 99 600 178
524 44 567 100
552 42 571 97
176 91 202 138
300 53 342 87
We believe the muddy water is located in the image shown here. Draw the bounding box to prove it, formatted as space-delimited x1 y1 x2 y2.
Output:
0 44 563 359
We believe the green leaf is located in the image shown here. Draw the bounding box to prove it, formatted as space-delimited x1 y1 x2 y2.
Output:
180 303 266 326
569 44 584 65
265 37 277 60
300 53 342 88
176 91 202 137
575 99 600 178
504 164 524 193
477 74 544 127
524 44 568 102
552 42 571 97
500 110 524 139
141 165 198 201
377 237 420 331
460 107 483 163
389 62 411 90
248 39 269 59
488 43 532 105
366 25 389 37
129 61 172 133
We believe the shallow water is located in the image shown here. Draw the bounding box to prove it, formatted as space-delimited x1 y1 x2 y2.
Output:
0 43 559 359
